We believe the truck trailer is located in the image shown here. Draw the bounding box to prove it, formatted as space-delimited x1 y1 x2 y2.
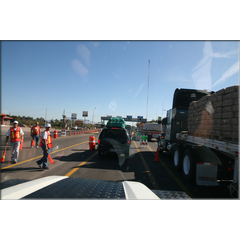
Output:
139 123 162 141
158 86 239 198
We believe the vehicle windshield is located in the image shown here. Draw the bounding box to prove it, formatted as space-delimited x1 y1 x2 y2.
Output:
1 40 239 202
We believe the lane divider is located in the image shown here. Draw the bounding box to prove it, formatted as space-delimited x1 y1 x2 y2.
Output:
65 152 98 177
1 140 89 170
133 141 159 190
147 144 194 199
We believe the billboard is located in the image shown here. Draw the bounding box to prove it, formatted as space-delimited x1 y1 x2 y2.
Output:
71 113 77 120
82 111 88 117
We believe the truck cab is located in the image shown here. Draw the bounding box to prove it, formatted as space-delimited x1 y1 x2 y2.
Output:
160 88 212 152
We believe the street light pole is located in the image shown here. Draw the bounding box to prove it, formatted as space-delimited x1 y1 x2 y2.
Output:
92 107 96 130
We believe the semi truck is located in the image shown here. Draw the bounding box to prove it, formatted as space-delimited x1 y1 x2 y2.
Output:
158 86 239 198
139 123 162 141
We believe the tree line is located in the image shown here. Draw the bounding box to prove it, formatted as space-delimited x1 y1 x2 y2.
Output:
5 115 93 129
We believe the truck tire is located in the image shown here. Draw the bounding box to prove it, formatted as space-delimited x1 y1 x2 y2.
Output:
173 145 182 171
182 149 196 182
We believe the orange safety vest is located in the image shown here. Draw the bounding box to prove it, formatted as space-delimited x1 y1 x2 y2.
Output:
10 127 21 142
40 131 53 148
31 126 40 135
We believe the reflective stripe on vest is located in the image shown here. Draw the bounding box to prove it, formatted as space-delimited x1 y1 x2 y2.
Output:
10 127 21 142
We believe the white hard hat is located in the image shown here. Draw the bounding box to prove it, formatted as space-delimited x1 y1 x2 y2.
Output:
13 121 18 124
45 123 51 128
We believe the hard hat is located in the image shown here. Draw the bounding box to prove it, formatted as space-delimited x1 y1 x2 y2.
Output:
45 123 51 128
13 121 18 124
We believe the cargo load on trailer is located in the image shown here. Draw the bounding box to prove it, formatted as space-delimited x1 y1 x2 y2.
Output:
106 117 126 128
188 85 239 141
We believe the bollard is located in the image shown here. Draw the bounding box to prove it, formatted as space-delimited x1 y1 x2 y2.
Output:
89 136 95 150
54 130 58 138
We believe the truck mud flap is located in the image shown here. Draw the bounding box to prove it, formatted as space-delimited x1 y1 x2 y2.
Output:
196 162 219 186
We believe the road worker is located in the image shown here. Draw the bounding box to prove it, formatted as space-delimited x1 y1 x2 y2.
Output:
30 122 41 148
36 123 53 169
5 121 24 164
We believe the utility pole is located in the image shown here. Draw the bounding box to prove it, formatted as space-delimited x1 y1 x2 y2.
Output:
146 59 150 121
92 107 96 130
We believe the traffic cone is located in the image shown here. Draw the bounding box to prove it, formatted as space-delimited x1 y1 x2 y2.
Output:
69 131 71 136
74 131 76 135
31 138 35 146
20 136 24 150
154 148 159 162
1 150 6 162
47 154 56 164
77 131 79 135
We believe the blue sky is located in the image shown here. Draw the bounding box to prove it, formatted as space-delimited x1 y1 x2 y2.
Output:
1 41 239 125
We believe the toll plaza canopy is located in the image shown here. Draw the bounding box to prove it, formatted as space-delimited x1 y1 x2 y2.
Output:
101 116 147 123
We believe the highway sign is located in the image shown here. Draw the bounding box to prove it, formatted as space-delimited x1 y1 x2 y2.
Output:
61 129 66 137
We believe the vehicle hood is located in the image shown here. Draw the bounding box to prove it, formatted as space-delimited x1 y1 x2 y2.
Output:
1 176 191 200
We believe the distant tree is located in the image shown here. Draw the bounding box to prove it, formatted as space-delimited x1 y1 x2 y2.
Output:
162 117 167 125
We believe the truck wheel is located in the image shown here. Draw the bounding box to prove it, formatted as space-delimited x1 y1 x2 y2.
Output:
173 145 182 171
182 149 196 182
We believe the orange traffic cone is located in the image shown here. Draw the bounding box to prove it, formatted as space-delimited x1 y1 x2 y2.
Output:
154 148 159 162
69 131 71 136
1 149 6 162
74 131 76 135
20 136 24 150
77 131 79 135
48 154 56 164
31 138 35 146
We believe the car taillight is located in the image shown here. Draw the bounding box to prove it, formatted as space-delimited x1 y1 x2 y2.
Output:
127 140 130 144
111 127 118 129
161 136 164 139
98 139 100 144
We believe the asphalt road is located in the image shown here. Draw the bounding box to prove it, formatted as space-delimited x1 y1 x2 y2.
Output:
0 130 234 199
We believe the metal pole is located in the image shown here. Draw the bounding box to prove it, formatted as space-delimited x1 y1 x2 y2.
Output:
146 59 150 120
92 107 96 130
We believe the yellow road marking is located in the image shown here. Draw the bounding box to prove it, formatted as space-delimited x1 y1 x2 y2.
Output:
147 145 194 198
65 152 98 177
1 140 89 170
133 141 159 190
